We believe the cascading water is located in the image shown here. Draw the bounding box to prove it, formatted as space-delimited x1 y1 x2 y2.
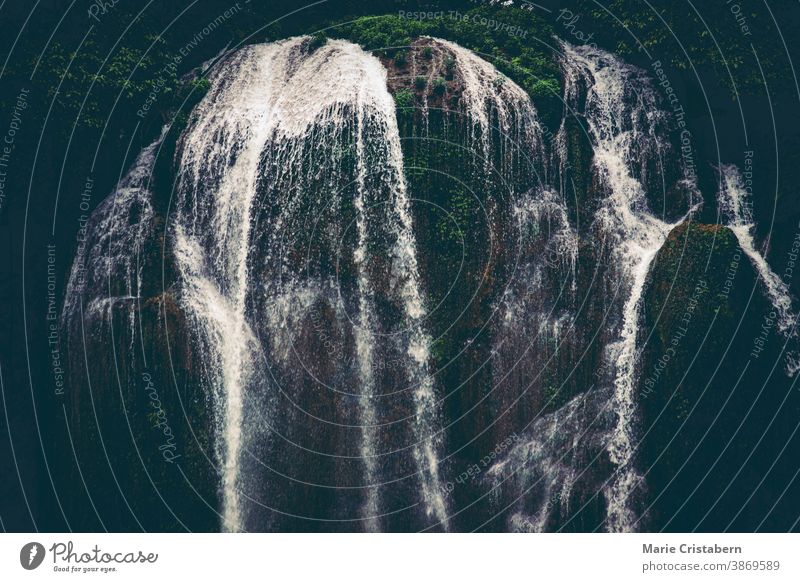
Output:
61 30 765 534
397 43 540 529
431 38 546 182
173 41 290 531
484 42 696 532
173 37 448 531
717 164 798 373
63 129 167 329
559 42 697 532
485 388 608 532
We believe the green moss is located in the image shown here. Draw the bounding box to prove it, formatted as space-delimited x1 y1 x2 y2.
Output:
638 220 791 530
309 31 328 51
438 191 474 242
444 55 456 79
394 88 414 110
333 15 428 50
393 50 408 68
647 222 739 337
332 9 560 119
432 76 447 95
575 0 792 97
525 78 560 101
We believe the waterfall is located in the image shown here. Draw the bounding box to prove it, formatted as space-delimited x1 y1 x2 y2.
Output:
482 42 694 533
63 127 168 335
173 37 448 531
431 37 546 183
61 29 752 533
485 389 610 532
559 42 694 531
717 164 798 374
174 40 292 531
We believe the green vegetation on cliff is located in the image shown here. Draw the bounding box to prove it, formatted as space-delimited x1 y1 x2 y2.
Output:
332 9 561 110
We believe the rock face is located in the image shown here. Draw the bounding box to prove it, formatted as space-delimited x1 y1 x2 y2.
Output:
59 35 799 532
639 222 800 532
60 131 216 532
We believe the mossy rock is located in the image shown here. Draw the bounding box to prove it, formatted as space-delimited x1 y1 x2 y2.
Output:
639 221 800 531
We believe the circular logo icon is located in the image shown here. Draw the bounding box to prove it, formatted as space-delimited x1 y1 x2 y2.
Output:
20 542 45 570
